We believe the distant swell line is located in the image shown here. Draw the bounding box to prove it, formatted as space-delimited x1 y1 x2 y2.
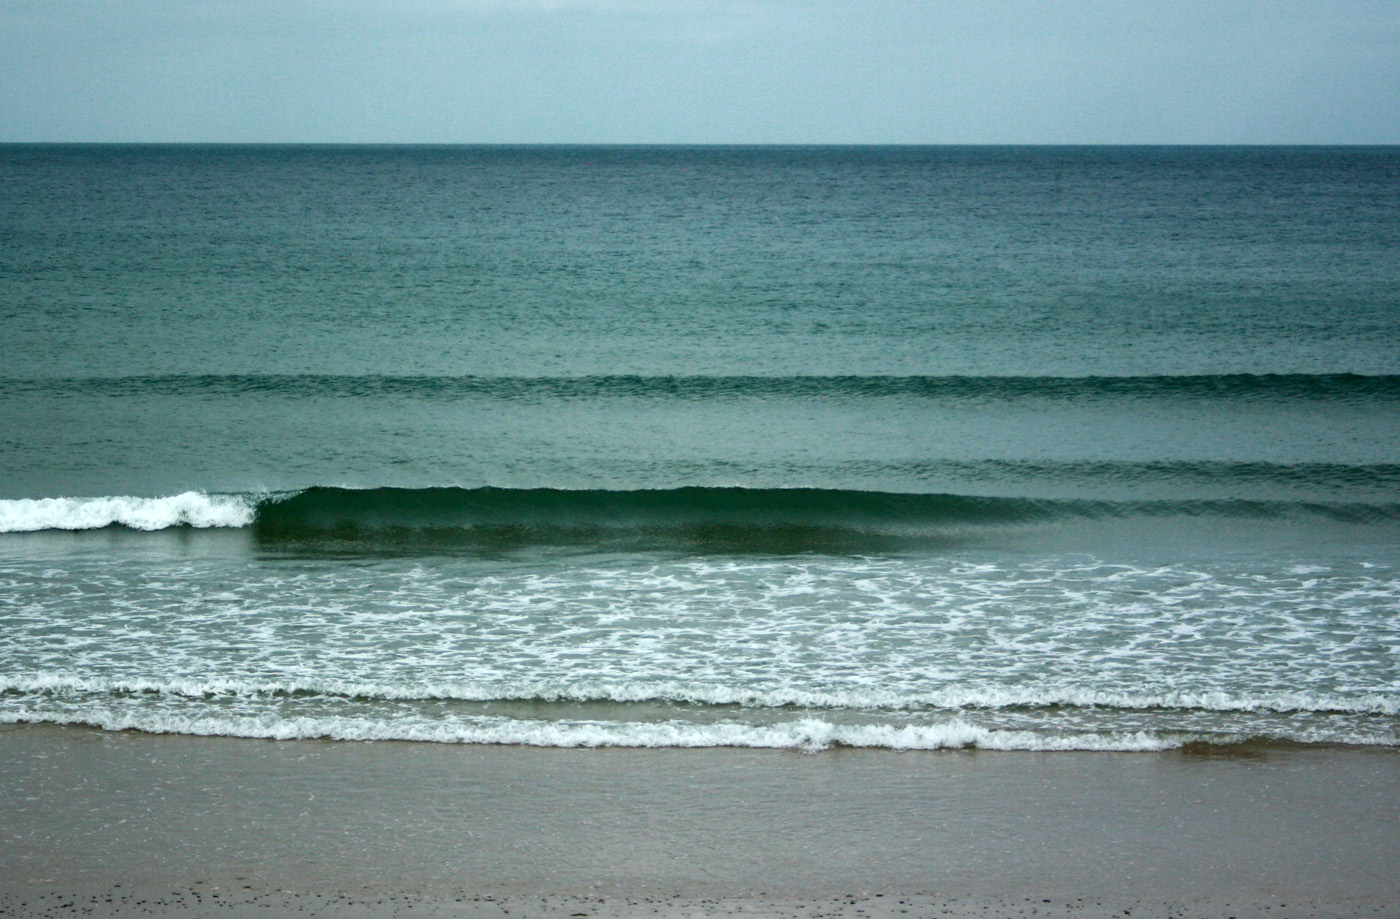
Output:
3 486 1399 536
5 373 1399 402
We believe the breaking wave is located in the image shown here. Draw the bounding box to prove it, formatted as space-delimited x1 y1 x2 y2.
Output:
3 486 1397 546
0 492 255 532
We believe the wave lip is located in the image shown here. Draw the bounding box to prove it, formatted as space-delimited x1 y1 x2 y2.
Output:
0 492 255 532
255 485 1052 528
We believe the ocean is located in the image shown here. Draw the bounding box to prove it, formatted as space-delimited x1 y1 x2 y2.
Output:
2 144 1397 753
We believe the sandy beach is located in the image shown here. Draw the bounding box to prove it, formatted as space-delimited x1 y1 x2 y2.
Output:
2 724 1397 917
3 887 1396 919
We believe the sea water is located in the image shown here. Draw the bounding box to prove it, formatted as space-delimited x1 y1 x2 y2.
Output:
1 145 1397 750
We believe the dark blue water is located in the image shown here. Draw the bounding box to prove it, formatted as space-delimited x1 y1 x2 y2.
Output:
2 145 1397 750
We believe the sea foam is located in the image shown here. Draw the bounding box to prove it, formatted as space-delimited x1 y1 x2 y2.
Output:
6 674 1397 717
0 709 1186 751
0 492 256 532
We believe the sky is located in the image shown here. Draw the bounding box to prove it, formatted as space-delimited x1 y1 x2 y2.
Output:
2 0 1397 144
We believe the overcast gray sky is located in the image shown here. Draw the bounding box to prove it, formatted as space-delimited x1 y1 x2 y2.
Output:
2 0 1397 143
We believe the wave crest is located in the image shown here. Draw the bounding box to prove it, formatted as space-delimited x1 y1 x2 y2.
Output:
4 486 1397 542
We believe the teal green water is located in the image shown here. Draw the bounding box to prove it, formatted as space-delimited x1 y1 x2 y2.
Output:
1 146 1397 750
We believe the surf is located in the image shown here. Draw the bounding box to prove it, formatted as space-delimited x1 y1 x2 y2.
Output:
4 486 1398 545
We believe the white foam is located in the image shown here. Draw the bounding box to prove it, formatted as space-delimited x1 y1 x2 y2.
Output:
0 492 255 532
6 675 1395 717
0 710 1188 752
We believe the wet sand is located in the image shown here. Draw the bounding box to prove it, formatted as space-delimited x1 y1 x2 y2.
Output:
2 887 1397 919
2 724 1397 917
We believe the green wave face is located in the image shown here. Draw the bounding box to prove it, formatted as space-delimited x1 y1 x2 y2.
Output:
245 486 1400 553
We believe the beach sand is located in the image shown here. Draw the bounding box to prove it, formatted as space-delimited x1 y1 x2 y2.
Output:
2 724 1397 917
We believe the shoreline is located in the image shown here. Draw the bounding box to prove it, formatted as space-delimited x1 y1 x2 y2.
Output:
2 887 1395 919
3 724 1398 916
